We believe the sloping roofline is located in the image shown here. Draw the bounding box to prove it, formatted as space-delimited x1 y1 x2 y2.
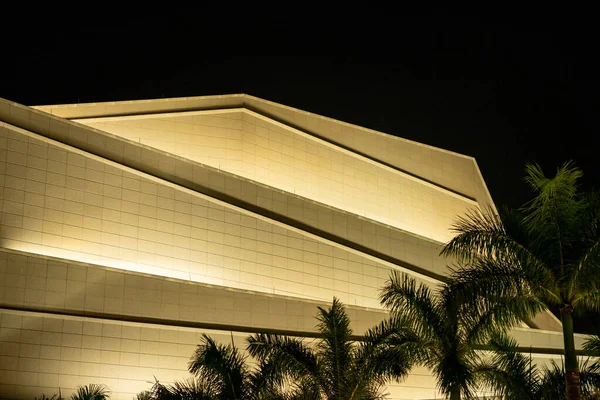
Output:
32 94 496 214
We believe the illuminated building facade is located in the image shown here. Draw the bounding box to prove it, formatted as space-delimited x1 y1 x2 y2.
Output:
0 95 582 399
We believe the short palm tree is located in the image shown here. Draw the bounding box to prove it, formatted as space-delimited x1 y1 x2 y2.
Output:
442 162 600 400
145 334 285 400
479 334 600 399
247 297 411 399
379 272 538 400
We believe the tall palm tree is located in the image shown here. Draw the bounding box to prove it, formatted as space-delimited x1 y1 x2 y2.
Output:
479 334 600 399
378 272 537 400
441 162 600 400
145 334 286 400
247 297 411 399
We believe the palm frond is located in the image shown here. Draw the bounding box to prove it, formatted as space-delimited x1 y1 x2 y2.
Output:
188 334 247 399
434 352 477 400
357 315 422 384
537 361 567 400
70 384 110 400
578 238 600 274
441 206 538 265
380 272 443 339
583 335 600 356
523 161 582 199
134 391 153 400
574 285 600 313
361 314 430 362
475 363 534 400
246 358 304 400
583 335 600 376
580 358 600 399
150 377 218 400
522 162 585 255
35 394 63 400
315 297 354 397
462 294 545 346
574 209 600 296
474 334 538 399
535 357 600 399
277 381 321 400
337 377 388 400
579 190 600 245
246 333 321 389
449 254 559 309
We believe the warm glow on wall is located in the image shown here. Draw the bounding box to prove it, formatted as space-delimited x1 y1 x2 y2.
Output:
0 123 442 312
76 109 479 244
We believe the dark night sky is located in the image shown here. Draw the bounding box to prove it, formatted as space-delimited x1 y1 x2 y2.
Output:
2 12 599 210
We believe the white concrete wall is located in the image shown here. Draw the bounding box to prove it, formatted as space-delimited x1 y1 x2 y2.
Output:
0 249 436 400
242 95 495 212
0 248 387 334
0 122 441 310
0 308 448 400
0 99 453 279
0 248 586 400
79 111 247 177
77 109 477 243
31 94 495 213
0 308 198 400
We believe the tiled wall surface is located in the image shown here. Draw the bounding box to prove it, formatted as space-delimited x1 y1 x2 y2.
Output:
0 249 439 400
0 247 578 352
0 123 441 309
0 308 199 400
78 109 476 243
243 95 495 212
1 99 453 279
80 111 247 177
0 308 574 400
0 249 587 400
0 248 388 334
0 308 453 400
31 94 495 212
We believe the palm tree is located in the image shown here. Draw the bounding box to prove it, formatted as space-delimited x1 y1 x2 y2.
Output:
479 334 600 399
144 334 286 400
246 297 411 399
441 162 600 400
378 272 537 400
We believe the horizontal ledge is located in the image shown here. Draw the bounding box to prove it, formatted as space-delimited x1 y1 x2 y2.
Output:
1 305 587 357
0 303 347 340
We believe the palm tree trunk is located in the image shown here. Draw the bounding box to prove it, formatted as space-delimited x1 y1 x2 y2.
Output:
561 308 581 400
449 387 460 400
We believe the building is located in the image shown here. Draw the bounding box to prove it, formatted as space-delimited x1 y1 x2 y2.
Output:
0 95 582 399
